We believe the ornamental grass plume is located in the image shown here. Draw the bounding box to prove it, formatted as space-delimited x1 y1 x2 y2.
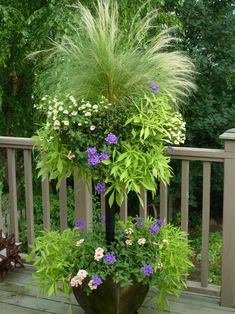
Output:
35 0 195 107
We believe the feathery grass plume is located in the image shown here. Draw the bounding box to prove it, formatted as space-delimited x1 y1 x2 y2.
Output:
35 0 196 106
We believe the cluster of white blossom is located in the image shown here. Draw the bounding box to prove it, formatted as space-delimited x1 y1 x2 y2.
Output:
36 95 112 131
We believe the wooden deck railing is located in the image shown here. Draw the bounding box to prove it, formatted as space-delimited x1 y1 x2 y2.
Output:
0 129 235 308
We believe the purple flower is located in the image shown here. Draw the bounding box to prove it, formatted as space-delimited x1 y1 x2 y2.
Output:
105 133 118 144
99 151 111 161
75 219 85 229
135 217 145 228
148 225 159 234
104 253 116 264
99 215 106 224
168 146 175 154
88 155 100 165
87 147 97 158
95 183 106 194
92 275 103 286
148 82 160 93
119 230 125 236
142 264 154 276
156 219 165 226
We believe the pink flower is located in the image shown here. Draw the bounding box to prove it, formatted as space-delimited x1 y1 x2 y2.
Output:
88 280 98 290
94 247 104 261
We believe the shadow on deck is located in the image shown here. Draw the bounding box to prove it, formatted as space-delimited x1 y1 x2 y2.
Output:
0 266 234 314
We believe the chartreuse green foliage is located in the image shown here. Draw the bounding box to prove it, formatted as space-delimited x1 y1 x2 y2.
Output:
34 0 195 105
27 215 192 311
104 95 186 206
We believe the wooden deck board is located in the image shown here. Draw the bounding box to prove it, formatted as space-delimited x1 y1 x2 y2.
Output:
0 266 234 314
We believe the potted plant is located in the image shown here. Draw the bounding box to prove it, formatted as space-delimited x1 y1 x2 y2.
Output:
28 213 192 313
30 0 195 312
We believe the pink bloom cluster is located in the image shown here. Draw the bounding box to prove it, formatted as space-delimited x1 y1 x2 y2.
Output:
94 247 104 261
70 269 88 287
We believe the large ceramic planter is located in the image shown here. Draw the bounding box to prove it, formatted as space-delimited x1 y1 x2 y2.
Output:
73 277 149 314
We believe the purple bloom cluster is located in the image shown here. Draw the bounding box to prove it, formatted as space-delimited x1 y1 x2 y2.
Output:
148 225 159 234
92 275 103 286
147 82 160 93
75 219 85 229
135 217 145 228
104 253 116 264
98 215 106 224
95 183 106 194
99 151 110 161
105 133 118 144
87 147 110 165
156 219 165 226
168 146 175 154
119 230 125 236
142 264 154 276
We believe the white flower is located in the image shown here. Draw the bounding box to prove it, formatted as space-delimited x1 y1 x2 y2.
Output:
157 262 163 269
137 238 146 245
63 120 69 126
86 103 91 108
76 239 84 247
81 105 86 110
71 111 77 115
94 247 104 261
125 228 133 235
41 97 47 101
54 120 60 126
63 110 69 114
125 239 133 246
88 280 97 290
90 125 96 131
67 151 75 160
84 112 91 117
52 109 58 115
108 103 112 106
92 105 98 109
52 116 57 121
78 123 82 126
69 95 77 105
163 239 169 245
58 106 63 111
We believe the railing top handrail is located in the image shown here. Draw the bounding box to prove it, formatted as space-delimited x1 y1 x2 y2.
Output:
0 136 35 149
0 136 234 162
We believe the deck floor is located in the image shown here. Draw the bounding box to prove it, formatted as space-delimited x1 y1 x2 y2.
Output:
0 266 234 314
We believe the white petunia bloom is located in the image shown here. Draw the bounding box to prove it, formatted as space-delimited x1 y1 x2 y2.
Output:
63 110 69 114
137 238 146 245
63 120 69 126
90 125 96 131
58 106 63 111
92 105 98 109
125 239 133 246
84 112 91 117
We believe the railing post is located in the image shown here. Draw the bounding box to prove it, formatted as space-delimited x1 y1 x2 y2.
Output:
220 128 235 307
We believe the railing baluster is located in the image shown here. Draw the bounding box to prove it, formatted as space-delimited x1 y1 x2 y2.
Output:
101 194 106 219
181 160 189 232
139 189 147 220
74 168 92 231
120 195 128 222
201 162 211 287
7 148 19 241
42 176 50 230
23 149 35 248
160 181 168 221
59 175 67 231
